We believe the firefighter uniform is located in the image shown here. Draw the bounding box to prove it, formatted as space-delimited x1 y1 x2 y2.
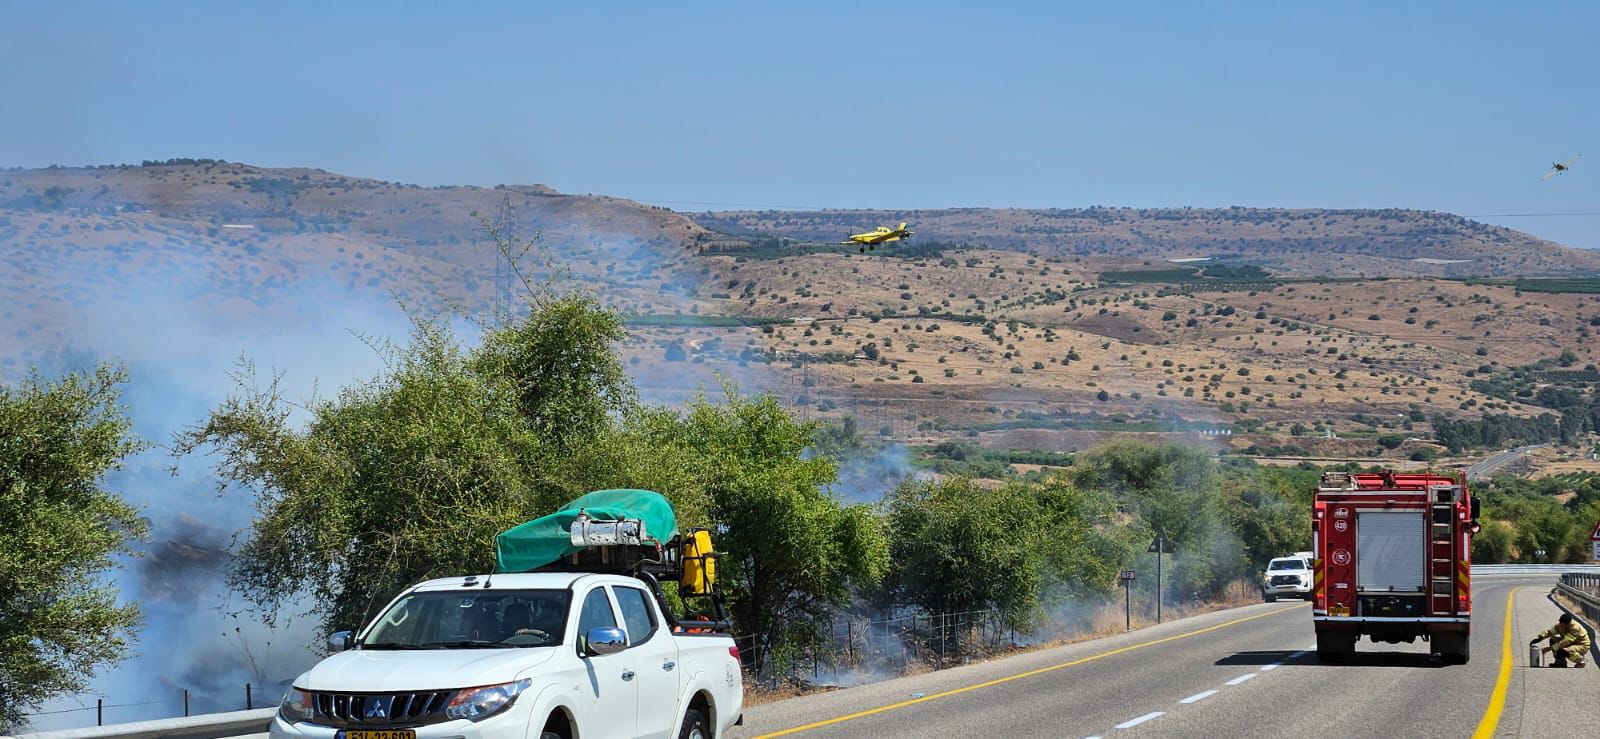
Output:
1533 622 1591 668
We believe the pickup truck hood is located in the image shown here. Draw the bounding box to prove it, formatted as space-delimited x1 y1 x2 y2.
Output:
298 647 558 691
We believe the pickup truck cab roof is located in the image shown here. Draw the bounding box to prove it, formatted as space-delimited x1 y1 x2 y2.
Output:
407 572 628 592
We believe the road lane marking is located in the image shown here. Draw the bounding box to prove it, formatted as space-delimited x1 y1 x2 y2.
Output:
753 604 1306 738
1471 586 1519 739
1114 712 1164 729
1224 673 1257 686
1179 690 1218 704
1259 662 1283 671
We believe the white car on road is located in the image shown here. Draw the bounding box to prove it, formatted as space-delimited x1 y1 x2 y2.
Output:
270 572 743 739
1261 553 1314 602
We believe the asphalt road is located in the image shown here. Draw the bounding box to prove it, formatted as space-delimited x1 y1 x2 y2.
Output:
732 575 1597 739
1465 444 1546 481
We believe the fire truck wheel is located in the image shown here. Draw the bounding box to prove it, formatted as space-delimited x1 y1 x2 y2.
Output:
1316 633 1355 662
1436 634 1469 664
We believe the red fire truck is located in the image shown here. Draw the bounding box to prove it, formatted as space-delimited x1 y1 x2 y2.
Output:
1312 471 1481 663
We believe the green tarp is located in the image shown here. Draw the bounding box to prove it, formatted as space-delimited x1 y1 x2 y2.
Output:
494 489 678 573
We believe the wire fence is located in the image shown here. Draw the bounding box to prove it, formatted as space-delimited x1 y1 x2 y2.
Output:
22 684 273 729
733 608 1019 688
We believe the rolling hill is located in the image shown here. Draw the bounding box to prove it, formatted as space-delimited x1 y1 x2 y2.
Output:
4 161 1598 469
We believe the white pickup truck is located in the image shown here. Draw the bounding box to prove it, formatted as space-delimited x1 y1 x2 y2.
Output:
1260 552 1315 602
270 571 743 739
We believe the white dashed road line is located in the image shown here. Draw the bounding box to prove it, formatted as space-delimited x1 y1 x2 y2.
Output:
1092 646 1314 735
1113 712 1166 729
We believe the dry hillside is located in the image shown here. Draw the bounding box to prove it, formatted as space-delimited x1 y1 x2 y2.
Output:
692 207 1600 278
4 161 1596 463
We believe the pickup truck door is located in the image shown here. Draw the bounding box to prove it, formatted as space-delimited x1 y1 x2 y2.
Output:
614 584 682 739
572 586 637 739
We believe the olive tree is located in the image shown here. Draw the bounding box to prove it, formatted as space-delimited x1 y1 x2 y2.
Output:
0 365 147 729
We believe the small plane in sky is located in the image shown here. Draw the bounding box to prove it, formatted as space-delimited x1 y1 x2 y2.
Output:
1542 154 1581 180
843 222 913 252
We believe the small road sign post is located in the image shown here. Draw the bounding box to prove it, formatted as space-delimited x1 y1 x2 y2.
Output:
1589 520 1600 562
1119 570 1137 630
1148 531 1173 623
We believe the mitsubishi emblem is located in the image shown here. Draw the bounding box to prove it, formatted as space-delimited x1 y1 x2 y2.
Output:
364 695 392 721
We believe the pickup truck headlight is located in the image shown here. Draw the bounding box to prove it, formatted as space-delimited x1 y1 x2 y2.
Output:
445 679 532 721
279 688 314 723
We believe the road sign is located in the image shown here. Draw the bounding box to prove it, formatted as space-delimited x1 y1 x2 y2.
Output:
1147 538 1174 554
1589 520 1600 541
1118 570 1137 581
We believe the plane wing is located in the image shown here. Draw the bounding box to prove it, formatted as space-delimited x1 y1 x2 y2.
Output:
1542 169 1559 181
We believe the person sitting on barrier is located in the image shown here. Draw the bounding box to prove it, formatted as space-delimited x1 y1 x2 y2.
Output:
1531 613 1591 668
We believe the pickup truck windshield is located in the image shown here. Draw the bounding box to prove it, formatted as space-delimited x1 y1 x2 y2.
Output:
363 589 571 649
1269 560 1308 571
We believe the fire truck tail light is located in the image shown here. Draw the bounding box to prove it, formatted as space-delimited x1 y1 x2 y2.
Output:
1458 594 1469 612
1315 593 1325 610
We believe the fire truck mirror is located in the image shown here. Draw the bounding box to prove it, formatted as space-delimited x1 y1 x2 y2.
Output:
1470 498 1481 521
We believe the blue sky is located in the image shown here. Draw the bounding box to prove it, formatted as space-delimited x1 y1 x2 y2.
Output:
3 1 1597 247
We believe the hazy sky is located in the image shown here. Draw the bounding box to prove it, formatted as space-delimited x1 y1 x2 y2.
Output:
3 1 1597 247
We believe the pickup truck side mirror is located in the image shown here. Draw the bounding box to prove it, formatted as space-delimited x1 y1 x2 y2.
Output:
328 630 354 653
584 627 627 657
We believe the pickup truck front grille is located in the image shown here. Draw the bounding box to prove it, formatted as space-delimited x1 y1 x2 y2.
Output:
1271 575 1302 586
312 690 453 728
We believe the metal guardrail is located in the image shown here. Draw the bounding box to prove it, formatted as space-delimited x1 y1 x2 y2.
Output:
5 708 276 739
1472 564 1600 575
1556 572 1600 625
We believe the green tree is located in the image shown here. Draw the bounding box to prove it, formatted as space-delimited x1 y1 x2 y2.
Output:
1471 520 1514 563
1214 464 1308 570
623 388 887 670
0 365 148 729
470 294 633 453
880 475 1120 631
177 320 547 631
1071 441 1247 595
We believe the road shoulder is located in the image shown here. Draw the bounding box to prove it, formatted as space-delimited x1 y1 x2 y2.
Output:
1506 586 1599 738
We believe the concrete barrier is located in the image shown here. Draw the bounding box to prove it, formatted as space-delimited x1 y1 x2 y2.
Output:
6 708 276 739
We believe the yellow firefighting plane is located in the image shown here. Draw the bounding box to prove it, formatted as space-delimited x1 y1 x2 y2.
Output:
842 222 913 252
1542 154 1581 181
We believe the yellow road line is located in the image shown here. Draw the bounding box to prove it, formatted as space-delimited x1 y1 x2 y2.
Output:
1471 587 1519 739
755 603 1306 738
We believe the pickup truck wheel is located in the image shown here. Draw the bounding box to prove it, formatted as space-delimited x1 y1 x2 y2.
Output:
1263 592 1277 603
540 733 565 739
679 708 709 739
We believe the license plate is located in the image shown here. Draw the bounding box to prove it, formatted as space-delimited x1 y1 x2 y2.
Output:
339 732 416 739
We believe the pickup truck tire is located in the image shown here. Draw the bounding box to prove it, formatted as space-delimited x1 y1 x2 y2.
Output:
679 708 709 739
1263 592 1277 603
